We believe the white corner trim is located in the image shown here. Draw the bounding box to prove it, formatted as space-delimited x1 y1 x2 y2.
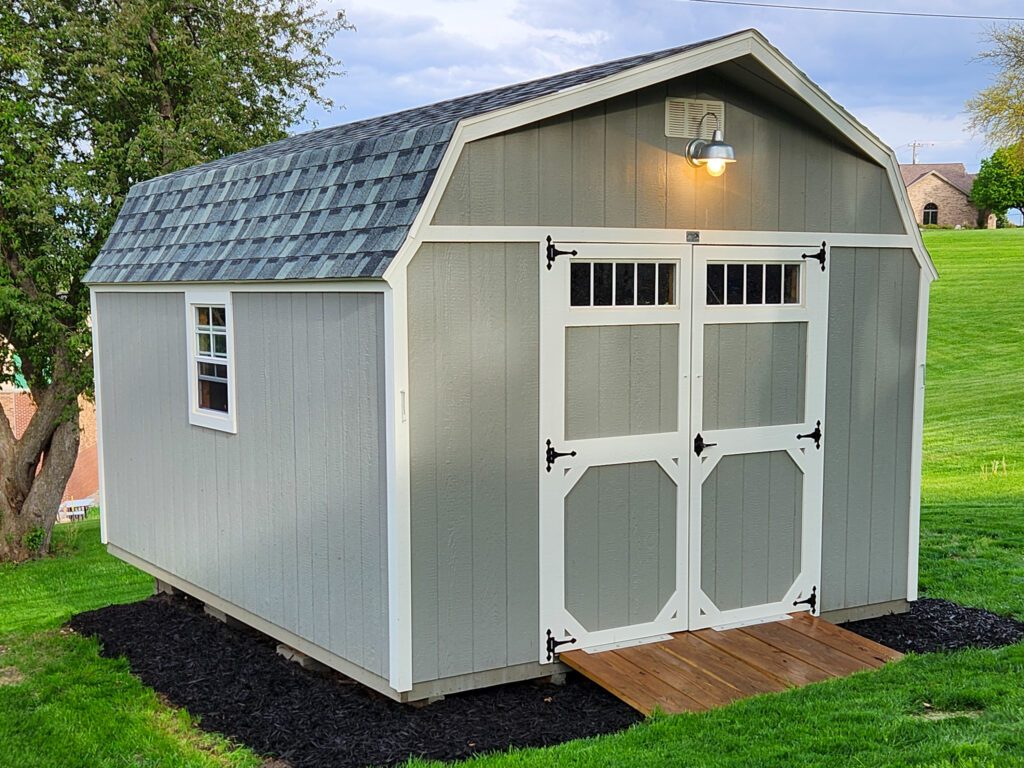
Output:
89 288 109 545
906 275 931 601
383 279 414 692
183 288 237 434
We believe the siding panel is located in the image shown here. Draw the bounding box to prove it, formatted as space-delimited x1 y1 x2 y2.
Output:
96 290 389 680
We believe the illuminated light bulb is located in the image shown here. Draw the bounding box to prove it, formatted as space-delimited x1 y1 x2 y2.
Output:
705 158 727 177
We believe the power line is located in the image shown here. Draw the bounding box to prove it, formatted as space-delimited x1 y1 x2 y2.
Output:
681 0 1024 21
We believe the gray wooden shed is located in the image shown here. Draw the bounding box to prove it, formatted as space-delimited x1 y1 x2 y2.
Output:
86 29 934 702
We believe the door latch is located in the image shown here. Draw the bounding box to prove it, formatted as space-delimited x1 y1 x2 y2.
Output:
694 433 717 457
545 439 576 472
797 420 823 450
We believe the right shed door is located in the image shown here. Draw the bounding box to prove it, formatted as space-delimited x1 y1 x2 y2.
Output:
689 245 829 629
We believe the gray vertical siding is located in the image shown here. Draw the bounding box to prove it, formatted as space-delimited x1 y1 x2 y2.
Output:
407 242 540 684
821 249 919 612
433 73 904 235
565 324 678 440
565 462 677 631
703 323 807 430
701 451 803 611
96 291 390 679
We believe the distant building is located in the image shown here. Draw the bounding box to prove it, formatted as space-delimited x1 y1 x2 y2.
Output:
899 163 996 229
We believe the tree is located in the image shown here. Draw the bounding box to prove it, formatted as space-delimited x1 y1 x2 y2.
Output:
971 147 1024 223
967 25 1024 164
0 0 350 561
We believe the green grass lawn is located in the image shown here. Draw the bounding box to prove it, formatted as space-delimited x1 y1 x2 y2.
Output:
1 229 1022 767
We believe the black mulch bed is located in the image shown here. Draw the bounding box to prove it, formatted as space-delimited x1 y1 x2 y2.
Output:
842 597 1024 654
68 594 641 768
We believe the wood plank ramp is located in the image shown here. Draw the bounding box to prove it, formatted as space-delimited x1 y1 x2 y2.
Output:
559 613 902 715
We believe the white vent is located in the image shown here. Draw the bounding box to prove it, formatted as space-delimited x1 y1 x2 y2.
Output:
665 98 725 139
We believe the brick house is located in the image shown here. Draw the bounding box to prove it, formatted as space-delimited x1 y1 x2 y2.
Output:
900 163 996 229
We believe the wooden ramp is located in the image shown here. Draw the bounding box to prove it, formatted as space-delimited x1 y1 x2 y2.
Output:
560 613 902 715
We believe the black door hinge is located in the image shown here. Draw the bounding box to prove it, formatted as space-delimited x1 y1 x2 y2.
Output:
694 433 717 457
545 439 576 472
545 235 577 270
797 420 823 450
793 585 818 615
801 241 827 272
546 629 577 661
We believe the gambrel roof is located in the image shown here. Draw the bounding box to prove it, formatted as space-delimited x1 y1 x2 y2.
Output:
84 36 722 284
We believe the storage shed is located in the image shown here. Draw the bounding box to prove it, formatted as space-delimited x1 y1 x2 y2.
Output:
87 29 934 703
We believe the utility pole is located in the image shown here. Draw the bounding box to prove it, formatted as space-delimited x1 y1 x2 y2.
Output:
908 141 934 164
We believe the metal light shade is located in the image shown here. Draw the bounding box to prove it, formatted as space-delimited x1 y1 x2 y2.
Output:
685 128 736 177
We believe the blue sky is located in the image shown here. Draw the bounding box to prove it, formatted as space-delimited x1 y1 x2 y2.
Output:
303 0 1016 173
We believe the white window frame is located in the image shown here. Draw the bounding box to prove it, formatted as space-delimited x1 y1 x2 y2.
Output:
185 289 237 433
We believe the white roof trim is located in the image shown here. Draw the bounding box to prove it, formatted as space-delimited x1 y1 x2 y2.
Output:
384 28 936 282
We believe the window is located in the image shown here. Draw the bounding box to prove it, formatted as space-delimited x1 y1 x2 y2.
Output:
186 290 236 433
923 202 938 226
706 262 801 306
570 261 677 307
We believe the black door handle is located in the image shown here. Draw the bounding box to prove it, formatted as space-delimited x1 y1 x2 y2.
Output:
797 420 823 449
545 439 576 472
694 433 717 457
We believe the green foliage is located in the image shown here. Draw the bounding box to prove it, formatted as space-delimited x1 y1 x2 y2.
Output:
967 25 1024 160
971 148 1024 220
21 527 44 553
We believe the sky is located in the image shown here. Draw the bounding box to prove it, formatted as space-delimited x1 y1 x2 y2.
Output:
299 0 1020 177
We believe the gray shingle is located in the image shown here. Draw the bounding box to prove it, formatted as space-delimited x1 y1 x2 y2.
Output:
85 34 729 284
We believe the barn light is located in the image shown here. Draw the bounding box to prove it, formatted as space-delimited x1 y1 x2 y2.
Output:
685 113 735 177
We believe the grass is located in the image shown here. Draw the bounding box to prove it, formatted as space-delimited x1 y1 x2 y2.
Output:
1 228 1022 766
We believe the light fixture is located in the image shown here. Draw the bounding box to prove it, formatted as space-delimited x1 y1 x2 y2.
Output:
685 112 736 177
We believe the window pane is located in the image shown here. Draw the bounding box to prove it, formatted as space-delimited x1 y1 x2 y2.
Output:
615 263 635 306
593 263 613 306
196 306 210 326
659 263 676 305
199 379 229 412
570 262 591 306
213 334 227 356
198 332 211 354
211 306 226 328
726 264 744 304
637 263 656 306
784 264 801 304
706 264 724 305
198 361 228 379
765 264 782 304
746 264 764 304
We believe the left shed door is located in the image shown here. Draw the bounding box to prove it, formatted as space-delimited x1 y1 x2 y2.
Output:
538 241 691 661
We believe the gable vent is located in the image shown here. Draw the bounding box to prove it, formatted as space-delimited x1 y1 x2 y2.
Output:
665 98 725 139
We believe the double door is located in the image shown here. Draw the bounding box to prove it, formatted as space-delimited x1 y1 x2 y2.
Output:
538 241 828 659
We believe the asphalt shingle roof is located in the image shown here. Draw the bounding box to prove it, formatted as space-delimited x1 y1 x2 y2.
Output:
899 163 975 196
85 34 730 284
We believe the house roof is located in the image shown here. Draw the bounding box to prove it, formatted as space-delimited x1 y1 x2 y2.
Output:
899 163 975 196
84 34 731 285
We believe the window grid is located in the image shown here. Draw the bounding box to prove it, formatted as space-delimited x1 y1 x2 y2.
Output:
570 260 678 308
194 304 230 414
706 262 802 306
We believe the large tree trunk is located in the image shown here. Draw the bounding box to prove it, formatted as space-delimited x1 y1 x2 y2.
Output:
0 395 81 562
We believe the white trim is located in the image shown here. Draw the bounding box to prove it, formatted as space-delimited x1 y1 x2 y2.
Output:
382 29 935 283
91 280 387 293
184 289 237 434
906 275 931 601
89 288 109 545
384 273 414 692
419 226 918 250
